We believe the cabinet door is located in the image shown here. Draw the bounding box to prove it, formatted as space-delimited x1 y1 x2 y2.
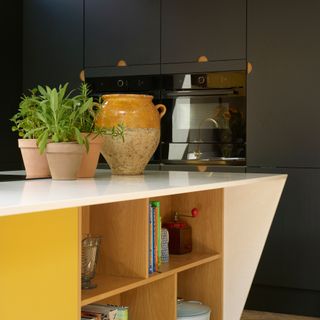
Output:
85 0 160 70
161 0 246 65
23 0 83 91
247 0 320 168
247 167 320 291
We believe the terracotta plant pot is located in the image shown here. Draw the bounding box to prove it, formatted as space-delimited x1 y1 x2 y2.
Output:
46 142 85 180
18 139 50 179
95 94 166 175
78 134 104 178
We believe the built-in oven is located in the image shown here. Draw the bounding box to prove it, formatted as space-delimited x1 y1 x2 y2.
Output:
158 71 246 166
86 74 161 99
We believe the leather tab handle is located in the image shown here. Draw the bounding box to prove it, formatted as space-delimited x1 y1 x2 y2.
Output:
117 59 127 67
80 69 85 82
198 55 208 63
155 104 166 119
247 62 253 74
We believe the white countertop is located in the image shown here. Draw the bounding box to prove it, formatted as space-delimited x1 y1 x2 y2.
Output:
0 170 286 217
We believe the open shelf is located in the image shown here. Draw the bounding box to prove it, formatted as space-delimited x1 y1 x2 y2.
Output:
81 252 220 306
81 190 224 318
81 274 144 306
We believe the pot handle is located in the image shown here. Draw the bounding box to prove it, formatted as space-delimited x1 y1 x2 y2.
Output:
155 104 166 119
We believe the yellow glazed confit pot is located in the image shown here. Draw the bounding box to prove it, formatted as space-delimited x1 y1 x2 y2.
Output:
96 94 166 175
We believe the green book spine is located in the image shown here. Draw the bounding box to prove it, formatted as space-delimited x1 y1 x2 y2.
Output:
151 201 161 267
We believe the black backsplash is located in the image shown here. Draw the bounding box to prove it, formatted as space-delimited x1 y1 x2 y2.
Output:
0 2 23 170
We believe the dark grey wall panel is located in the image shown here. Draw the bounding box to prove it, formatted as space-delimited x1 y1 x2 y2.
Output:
85 0 160 68
0 2 23 170
162 0 246 64
247 0 320 167
23 0 83 91
247 167 320 292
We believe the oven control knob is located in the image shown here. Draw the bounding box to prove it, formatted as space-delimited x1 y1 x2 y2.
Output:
198 76 206 85
117 79 124 88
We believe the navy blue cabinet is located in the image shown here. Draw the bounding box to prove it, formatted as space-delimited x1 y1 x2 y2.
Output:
84 0 160 77
247 0 320 168
247 0 320 316
161 0 246 73
23 0 83 91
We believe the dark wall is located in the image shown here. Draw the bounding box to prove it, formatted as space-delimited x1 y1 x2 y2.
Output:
0 2 23 170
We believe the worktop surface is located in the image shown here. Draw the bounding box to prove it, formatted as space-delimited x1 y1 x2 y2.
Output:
0 170 286 216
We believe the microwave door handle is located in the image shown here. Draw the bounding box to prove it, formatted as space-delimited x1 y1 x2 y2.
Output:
164 89 236 97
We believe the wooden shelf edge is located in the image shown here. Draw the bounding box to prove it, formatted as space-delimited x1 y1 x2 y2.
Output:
81 252 221 306
156 252 221 276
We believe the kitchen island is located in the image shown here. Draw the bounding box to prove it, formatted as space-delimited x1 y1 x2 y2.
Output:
0 170 286 320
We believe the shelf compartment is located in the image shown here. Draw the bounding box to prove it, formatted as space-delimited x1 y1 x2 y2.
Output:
178 260 223 320
88 199 149 279
122 274 176 320
82 252 220 306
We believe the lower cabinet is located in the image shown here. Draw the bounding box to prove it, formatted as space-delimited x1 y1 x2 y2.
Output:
0 208 79 320
246 167 320 316
81 191 223 320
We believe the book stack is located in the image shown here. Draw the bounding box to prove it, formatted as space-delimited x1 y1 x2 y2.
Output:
81 303 128 320
149 201 162 273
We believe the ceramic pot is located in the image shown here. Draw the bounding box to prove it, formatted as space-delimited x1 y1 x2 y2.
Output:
18 139 50 179
96 94 166 175
78 134 104 178
46 142 85 180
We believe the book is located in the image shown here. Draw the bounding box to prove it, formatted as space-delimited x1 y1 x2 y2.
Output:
150 201 162 270
81 311 102 320
149 203 154 273
82 304 127 320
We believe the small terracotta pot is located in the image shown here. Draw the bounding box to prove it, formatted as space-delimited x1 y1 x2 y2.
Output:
18 139 50 179
78 134 104 178
46 142 85 180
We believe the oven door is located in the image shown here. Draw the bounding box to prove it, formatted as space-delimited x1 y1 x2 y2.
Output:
159 90 246 165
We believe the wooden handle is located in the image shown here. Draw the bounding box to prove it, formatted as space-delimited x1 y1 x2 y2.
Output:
198 55 208 63
79 69 85 82
247 62 253 74
117 59 127 67
155 104 166 119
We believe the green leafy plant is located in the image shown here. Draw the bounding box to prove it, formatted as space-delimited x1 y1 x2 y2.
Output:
11 88 45 139
34 83 90 153
72 82 125 141
11 82 125 154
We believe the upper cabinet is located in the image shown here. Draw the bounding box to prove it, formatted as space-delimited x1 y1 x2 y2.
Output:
84 0 161 76
161 0 246 73
23 0 83 91
247 0 320 168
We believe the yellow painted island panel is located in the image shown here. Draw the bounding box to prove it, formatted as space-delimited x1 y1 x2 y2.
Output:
0 208 79 320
